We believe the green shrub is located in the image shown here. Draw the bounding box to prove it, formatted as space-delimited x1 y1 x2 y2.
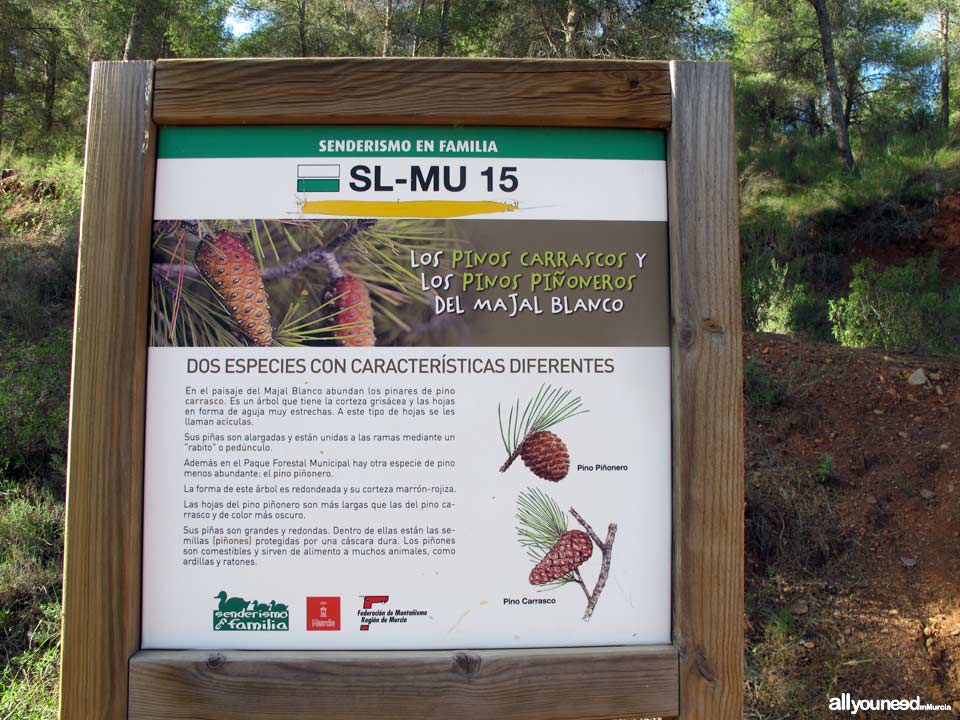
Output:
744 355 787 410
0 154 81 342
0 490 63 664
0 601 60 719
0 239 77 341
829 255 960 353
0 644 58 719
0 331 71 477
765 607 798 638
0 495 63 567
0 154 82 236
742 255 830 337
738 128 960 348
816 453 834 482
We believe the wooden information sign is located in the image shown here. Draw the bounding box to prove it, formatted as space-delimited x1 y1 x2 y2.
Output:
61 58 742 720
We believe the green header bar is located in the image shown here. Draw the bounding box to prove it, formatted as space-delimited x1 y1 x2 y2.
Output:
157 126 665 161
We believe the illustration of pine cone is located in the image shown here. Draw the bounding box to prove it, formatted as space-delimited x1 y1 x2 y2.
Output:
195 230 273 346
520 431 569 481
529 530 593 585
499 385 585 480
324 274 376 346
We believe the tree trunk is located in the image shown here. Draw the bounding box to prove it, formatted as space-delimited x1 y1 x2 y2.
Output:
381 0 393 56
805 96 818 138
412 0 426 56
596 0 618 56
940 0 950 129
436 0 451 56
808 0 854 170
123 2 144 61
842 66 858 131
298 0 308 56
0 54 13 150
562 0 580 58
43 46 56 132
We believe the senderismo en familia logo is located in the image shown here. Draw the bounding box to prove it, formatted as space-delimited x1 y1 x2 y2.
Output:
212 591 290 631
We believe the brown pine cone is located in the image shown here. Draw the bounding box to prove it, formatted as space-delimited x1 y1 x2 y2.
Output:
529 530 593 585
195 230 273 346
521 431 569 481
324 274 376 347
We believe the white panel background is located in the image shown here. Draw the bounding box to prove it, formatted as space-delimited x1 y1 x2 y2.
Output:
154 158 667 221
142 347 672 649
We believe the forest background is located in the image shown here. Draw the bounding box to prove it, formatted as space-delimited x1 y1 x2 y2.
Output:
2 1 960 717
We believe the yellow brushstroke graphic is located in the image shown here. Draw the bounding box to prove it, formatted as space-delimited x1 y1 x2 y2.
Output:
301 199 518 218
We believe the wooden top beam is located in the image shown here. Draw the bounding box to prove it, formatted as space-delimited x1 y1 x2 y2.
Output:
153 58 671 128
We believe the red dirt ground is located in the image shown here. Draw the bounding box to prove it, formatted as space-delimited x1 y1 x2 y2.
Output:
745 332 960 718
849 190 960 281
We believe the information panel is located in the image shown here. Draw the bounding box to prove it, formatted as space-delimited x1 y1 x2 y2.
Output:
142 126 671 649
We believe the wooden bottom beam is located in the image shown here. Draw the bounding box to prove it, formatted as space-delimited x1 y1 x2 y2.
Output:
129 645 678 720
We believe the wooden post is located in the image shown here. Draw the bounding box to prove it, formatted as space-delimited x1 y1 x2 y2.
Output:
668 60 745 720
60 60 155 720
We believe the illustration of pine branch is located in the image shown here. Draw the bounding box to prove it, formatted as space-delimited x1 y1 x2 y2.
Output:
498 385 587 472
572 568 591 601
515 490 617 618
515 488 583 591
515 487 568 562
569 506 617 621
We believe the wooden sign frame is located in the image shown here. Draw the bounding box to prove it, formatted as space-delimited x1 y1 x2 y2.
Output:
61 58 742 720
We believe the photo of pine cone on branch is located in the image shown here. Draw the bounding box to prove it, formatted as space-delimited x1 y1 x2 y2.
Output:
498 385 587 481
516 488 616 621
193 229 274 346
149 218 465 347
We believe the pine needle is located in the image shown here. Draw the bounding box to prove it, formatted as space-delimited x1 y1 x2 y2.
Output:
515 488 576 589
150 217 467 348
515 487 567 561
499 384 588 456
